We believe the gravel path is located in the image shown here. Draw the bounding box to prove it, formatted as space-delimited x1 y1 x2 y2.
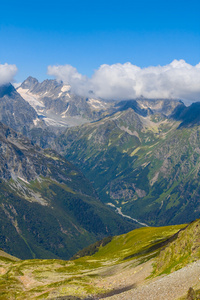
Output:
103 260 200 300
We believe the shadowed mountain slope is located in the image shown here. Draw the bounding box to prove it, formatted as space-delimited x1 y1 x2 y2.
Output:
171 101 200 128
0 122 137 260
0 83 42 134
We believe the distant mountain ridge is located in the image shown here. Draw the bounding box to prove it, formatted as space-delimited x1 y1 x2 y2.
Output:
17 76 116 128
17 76 184 129
115 98 183 116
171 101 200 127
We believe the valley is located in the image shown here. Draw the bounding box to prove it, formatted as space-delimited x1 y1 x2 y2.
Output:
0 122 136 260
56 101 200 227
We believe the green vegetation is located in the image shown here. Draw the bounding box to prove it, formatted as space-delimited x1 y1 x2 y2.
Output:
92 224 186 263
0 122 136 260
57 108 200 227
0 176 136 260
153 219 200 276
71 236 113 259
0 249 20 262
0 222 185 299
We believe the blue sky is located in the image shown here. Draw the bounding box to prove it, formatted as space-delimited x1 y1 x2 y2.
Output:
0 0 200 83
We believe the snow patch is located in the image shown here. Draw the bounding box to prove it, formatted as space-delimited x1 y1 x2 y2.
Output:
17 87 44 109
33 118 40 126
61 85 70 92
139 103 148 109
58 87 71 97
44 117 68 127
18 176 29 184
61 106 70 117
88 98 106 109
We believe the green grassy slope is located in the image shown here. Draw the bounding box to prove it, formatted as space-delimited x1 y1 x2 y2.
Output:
0 222 185 299
153 219 200 276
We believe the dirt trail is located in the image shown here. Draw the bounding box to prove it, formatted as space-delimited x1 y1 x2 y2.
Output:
103 260 200 300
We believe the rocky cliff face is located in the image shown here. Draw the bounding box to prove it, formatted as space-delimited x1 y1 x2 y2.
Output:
115 98 183 116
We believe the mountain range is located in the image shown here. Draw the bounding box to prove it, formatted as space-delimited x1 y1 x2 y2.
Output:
17 76 116 127
1 75 200 299
56 98 200 226
1 76 200 261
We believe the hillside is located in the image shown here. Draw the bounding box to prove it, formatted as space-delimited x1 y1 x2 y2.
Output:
56 101 200 226
153 218 200 276
0 222 186 299
0 122 136 260
2 219 200 299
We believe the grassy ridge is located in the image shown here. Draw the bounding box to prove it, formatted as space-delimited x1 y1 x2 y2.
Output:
153 219 200 276
92 224 186 262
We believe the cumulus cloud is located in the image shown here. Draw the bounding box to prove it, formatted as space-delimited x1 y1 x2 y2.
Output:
48 60 200 102
0 63 18 85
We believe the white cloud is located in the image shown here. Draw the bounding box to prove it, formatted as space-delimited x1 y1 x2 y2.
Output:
47 60 200 102
0 63 18 85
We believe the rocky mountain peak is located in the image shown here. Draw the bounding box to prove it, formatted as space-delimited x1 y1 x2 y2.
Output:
32 78 63 94
21 76 39 90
